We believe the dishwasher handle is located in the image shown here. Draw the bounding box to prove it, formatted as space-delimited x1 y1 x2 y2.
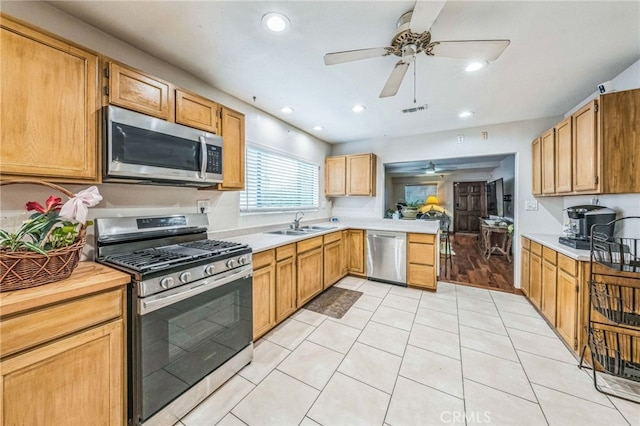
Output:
366 230 407 240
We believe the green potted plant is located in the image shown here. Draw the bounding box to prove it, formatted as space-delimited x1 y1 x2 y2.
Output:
401 200 423 219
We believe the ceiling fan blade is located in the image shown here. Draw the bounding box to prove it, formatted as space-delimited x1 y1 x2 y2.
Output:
409 0 446 33
324 47 392 65
379 61 410 98
428 40 511 61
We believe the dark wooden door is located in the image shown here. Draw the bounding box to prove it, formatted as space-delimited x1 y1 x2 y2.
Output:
454 182 486 233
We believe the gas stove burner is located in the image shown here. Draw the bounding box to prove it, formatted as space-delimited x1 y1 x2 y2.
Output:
104 248 193 271
180 239 249 255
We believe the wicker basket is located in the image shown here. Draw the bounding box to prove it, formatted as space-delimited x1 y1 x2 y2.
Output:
0 180 86 292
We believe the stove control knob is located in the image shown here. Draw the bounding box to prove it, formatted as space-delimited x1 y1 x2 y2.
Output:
205 265 216 275
179 272 192 283
237 256 247 265
226 259 235 268
160 277 174 289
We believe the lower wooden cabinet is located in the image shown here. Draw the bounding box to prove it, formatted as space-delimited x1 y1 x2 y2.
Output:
529 242 543 309
520 238 530 296
297 237 324 306
341 230 349 277
323 232 343 289
275 244 297 322
0 277 127 426
252 250 276 339
555 254 581 351
347 229 365 275
541 247 557 325
407 233 437 290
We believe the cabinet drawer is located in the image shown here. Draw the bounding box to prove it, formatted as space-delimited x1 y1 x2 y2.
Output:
297 236 323 253
253 249 275 270
408 242 435 265
408 233 435 244
543 247 557 264
323 231 342 244
276 244 296 261
0 288 123 357
557 253 577 276
521 237 530 250
530 241 542 256
408 263 436 288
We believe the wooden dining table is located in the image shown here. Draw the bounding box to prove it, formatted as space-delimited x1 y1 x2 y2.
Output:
478 218 513 262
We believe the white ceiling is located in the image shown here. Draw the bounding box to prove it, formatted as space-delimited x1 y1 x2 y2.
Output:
50 1 639 145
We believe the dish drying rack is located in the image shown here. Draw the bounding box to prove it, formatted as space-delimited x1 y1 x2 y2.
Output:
579 216 640 403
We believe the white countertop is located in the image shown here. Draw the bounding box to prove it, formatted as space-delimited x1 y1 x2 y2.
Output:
211 218 439 254
521 233 591 261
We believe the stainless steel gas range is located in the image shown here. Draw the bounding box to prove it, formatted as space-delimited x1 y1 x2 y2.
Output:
95 214 253 426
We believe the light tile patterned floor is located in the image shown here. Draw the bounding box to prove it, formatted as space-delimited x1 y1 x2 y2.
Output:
179 278 640 426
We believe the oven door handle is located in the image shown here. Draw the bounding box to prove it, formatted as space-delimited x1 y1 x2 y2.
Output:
139 265 252 315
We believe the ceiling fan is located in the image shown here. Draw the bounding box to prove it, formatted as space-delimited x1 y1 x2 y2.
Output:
323 0 510 98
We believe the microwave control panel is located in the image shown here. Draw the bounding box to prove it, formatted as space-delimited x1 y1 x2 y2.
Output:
206 145 222 174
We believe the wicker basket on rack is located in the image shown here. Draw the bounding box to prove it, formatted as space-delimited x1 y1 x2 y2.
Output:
0 180 86 292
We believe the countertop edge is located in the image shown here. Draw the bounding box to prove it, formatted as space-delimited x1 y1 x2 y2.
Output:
521 233 591 261
1 262 131 316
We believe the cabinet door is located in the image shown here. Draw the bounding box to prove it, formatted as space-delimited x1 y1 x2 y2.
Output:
297 247 324 306
572 100 599 193
253 265 275 339
341 230 349 277
323 240 342 289
217 107 246 190
175 89 219 133
600 89 640 194
541 259 557 325
347 154 376 196
541 129 556 195
1 320 124 426
520 247 530 296
556 269 578 350
531 138 542 195
407 233 437 290
529 253 542 309
325 156 347 196
555 117 573 193
107 61 172 120
347 229 365 275
276 256 297 323
1 17 99 182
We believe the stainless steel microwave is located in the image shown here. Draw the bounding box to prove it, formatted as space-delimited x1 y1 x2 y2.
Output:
103 105 223 186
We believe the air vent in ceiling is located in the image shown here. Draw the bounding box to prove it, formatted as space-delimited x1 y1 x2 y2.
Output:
402 104 428 114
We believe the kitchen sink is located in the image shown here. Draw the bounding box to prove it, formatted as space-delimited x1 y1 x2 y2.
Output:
265 225 336 236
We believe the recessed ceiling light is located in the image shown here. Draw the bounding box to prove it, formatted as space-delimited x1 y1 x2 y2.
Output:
465 61 487 72
459 111 474 118
313 126 323 131
280 106 294 113
352 104 366 112
262 12 290 33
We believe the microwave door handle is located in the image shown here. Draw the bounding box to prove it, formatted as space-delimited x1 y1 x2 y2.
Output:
199 135 207 179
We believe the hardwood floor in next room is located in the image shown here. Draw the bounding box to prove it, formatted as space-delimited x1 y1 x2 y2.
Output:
444 234 514 292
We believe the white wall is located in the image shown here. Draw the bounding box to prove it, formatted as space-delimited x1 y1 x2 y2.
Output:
0 2 333 257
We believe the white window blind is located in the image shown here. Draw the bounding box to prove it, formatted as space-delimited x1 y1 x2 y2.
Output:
240 145 319 212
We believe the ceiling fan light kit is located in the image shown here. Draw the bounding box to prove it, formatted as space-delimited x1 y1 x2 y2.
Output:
323 0 510 98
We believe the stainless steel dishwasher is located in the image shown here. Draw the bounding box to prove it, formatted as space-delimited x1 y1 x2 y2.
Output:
366 230 407 286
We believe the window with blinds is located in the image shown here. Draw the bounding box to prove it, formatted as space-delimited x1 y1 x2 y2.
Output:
240 145 319 212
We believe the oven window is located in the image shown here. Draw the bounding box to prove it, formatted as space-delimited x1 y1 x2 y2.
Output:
138 277 252 422
112 122 201 171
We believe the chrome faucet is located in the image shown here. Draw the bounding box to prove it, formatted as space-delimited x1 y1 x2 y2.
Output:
291 211 304 230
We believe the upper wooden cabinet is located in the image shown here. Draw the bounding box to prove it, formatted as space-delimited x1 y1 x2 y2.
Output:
175 89 219 134
106 61 173 121
531 138 542 195
532 88 639 196
541 128 556 195
217 107 245 191
325 153 377 197
555 117 573 194
0 14 100 183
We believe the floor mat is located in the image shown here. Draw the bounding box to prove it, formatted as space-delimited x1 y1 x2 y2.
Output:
303 287 363 319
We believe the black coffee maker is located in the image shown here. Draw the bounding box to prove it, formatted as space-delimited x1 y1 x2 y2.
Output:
559 205 617 249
